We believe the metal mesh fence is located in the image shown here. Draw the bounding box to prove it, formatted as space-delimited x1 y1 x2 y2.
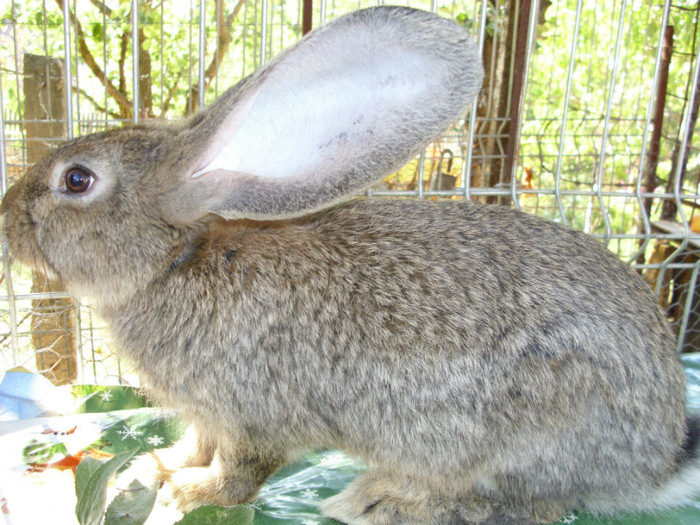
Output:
1 0 700 385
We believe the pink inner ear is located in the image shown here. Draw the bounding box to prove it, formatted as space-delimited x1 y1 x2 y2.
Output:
188 35 435 184
191 88 261 179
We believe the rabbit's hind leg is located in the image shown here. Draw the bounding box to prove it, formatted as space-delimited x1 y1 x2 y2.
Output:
319 469 501 525
168 441 285 513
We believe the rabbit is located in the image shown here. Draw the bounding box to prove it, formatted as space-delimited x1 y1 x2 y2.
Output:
2 5 700 524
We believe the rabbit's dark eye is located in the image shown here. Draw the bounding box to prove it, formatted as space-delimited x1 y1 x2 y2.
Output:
64 167 94 194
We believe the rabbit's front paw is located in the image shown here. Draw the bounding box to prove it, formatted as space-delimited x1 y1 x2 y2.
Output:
152 426 217 480
151 443 216 483
168 466 257 512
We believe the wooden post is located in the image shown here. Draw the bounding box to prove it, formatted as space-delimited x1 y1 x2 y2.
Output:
23 53 79 386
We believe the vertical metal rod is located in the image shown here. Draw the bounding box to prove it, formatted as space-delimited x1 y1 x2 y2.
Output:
280 0 285 51
160 1 165 113
62 0 74 139
417 152 425 199
320 0 327 25
677 263 700 353
131 0 140 123
88 308 97 382
260 0 269 66
216 0 222 96
0 247 19 366
199 0 207 108
595 0 627 246
188 0 195 92
101 0 108 125
78 0 92 378
74 300 84 383
481 0 497 124
10 0 23 135
242 0 249 77
73 0 81 129
553 0 583 226
42 0 53 118
629 1 672 265
463 0 488 201
0 87 8 198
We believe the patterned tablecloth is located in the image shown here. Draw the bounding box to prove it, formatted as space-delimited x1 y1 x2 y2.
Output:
1 355 700 525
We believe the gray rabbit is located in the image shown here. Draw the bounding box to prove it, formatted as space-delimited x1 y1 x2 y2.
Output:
2 6 699 524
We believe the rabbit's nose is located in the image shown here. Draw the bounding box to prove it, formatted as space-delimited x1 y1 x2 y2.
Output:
0 183 27 236
1 183 22 217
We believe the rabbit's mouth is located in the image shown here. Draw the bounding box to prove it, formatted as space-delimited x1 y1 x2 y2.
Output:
1 185 61 282
3 224 60 284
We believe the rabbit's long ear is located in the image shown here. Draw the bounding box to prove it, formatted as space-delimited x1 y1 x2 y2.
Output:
163 6 482 223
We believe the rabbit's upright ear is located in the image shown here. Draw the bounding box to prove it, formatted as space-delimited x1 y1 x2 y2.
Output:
163 6 482 223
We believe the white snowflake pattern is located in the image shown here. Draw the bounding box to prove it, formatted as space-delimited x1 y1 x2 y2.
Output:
147 434 165 447
299 488 319 500
558 513 578 524
99 390 113 402
301 520 320 525
116 425 143 441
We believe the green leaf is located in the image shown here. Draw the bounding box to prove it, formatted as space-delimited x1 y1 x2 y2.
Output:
22 439 69 466
91 22 104 41
75 451 137 525
175 505 254 525
75 457 103 500
104 478 158 525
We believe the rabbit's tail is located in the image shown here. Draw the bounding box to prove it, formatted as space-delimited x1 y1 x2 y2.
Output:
582 415 700 516
652 415 700 508
645 415 700 510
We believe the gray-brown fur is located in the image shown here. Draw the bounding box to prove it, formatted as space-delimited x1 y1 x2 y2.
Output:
2 6 699 524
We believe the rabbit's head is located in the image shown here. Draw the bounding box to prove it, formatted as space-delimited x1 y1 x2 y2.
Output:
2 6 483 310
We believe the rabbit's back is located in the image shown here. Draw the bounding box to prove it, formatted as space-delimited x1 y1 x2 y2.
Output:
114 198 687 512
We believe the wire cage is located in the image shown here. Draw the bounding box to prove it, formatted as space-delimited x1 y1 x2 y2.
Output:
1 0 700 386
